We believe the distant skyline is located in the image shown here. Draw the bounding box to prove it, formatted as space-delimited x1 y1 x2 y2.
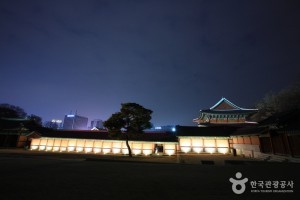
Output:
1 0 300 126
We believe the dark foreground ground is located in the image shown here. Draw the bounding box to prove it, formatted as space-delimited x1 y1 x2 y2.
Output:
0 150 299 200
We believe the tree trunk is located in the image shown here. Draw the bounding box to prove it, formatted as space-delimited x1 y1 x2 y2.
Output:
125 133 132 157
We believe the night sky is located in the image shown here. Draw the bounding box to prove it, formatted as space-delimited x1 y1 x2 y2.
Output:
1 0 300 126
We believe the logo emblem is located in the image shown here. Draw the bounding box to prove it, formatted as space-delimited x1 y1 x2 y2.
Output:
229 172 248 194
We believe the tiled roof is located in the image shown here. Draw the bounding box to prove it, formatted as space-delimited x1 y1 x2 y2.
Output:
230 126 268 136
38 129 177 142
200 109 256 114
39 129 110 139
206 97 258 111
175 125 237 137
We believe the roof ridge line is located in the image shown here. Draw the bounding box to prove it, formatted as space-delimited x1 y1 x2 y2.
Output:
210 97 255 110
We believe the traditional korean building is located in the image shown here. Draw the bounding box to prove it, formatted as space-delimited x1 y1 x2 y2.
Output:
29 129 178 156
3 98 299 161
229 110 300 159
0 118 40 148
193 97 258 127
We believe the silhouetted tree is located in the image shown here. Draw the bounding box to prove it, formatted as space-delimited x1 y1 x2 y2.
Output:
0 104 27 118
28 114 42 126
104 103 153 157
250 83 300 122
0 104 43 130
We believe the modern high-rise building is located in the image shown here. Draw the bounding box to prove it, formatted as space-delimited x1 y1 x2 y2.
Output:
90 119 104 130
63 114 88 130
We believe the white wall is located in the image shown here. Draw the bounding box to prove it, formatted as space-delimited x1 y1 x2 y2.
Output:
178 137 229 154
30 138 177 156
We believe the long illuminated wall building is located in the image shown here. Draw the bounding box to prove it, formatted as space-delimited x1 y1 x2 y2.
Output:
30 98 257 156
28 98 300 159
30 130 178 156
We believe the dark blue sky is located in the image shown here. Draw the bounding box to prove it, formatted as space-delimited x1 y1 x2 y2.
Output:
1 0 300 126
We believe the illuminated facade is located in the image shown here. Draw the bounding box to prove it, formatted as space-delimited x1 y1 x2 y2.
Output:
30 126 233 156
193 97 257 127
29 129 178 156
63 114 88 130
30 137 177 156
176 125 235 154
178 137 229 154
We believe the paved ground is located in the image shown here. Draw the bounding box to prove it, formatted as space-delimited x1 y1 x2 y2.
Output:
0 149 299 200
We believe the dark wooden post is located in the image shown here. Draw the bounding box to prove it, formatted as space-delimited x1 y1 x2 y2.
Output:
285 132 294 157
269 128 275 154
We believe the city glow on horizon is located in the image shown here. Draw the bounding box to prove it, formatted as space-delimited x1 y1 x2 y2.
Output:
51 119 62 123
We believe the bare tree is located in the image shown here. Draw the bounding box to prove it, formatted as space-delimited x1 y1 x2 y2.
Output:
250 83 300 122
